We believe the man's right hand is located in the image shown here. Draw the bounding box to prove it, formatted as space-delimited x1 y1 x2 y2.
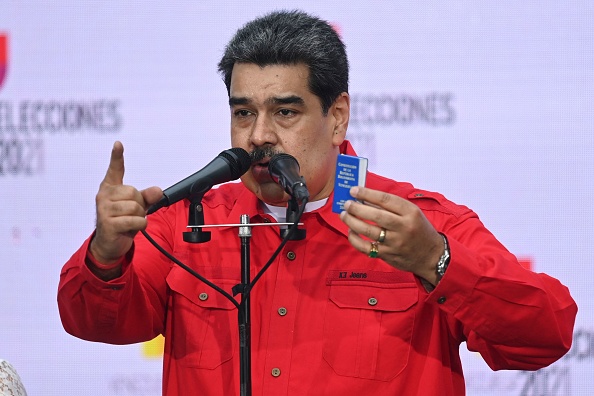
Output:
89 141 164 265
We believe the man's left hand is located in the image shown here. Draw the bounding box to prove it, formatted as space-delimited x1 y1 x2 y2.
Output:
339 186 444 285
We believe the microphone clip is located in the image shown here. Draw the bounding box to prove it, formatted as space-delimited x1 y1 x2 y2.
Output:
280 195 306 240
183 196 212 244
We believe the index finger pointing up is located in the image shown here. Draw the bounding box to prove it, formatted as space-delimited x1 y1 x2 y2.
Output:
103 141 125 185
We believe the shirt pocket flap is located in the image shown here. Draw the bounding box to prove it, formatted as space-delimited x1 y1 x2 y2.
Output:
329 284 418 312
166 266 237 310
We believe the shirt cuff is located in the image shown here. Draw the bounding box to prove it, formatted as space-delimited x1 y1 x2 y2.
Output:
84 233 134 281
86 248 126 271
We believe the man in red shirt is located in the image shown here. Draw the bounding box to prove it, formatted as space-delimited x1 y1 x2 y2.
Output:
58 10 577 395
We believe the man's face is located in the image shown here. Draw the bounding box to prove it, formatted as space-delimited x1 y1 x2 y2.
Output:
229 62 349 206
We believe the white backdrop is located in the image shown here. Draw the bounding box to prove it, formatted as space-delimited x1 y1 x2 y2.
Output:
0 1 592 395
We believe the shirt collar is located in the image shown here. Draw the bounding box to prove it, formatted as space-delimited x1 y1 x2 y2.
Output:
225 185 262 224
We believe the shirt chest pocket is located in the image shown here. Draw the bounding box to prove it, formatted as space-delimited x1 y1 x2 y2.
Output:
166 266 238 370
323 283 418 381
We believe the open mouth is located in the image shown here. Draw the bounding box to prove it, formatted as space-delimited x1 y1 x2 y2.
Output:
251 154 272 168
249 147 280 181
251 159 272 181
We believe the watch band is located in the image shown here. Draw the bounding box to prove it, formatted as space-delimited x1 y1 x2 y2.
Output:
436 233 450 282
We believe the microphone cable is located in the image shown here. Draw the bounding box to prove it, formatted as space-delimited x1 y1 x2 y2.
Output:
140 196 308 307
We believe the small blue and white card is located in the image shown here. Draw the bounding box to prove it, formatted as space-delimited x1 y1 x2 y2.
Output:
332 154 368 213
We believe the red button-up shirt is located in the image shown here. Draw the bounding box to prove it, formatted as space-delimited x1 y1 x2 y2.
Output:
58 141 576 395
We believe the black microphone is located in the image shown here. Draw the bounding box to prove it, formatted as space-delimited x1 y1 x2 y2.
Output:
269 153 310 202
147 148 252 215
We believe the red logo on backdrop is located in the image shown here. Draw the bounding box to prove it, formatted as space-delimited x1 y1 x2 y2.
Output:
0 33 8 89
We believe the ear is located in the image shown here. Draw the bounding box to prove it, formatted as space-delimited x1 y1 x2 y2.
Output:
331 92 350 146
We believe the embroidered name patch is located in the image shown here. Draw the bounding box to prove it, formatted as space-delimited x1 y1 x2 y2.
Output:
326 270 414 285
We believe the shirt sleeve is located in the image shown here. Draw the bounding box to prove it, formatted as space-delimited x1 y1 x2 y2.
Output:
427 212 577 371
57 214 174 344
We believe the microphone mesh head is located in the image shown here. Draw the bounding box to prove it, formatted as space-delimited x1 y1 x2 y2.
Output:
269 153 300 174
221 147 252 178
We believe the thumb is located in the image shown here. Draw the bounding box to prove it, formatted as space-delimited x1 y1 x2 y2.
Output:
103 141 125 185
141 186 165 208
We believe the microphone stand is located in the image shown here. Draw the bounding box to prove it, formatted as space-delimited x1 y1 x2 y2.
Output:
238 214 252 396
177 196 305 396
183 196 252 395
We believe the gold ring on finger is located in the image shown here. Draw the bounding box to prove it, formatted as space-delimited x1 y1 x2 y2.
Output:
377 228 386 243
368 242 379 258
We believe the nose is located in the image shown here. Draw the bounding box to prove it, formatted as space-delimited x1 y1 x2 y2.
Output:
250 114 278 147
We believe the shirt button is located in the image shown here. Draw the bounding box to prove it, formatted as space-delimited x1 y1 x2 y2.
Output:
415 193 424 197
286 251 296 260
437 296 446 304
278 307 287 316
263 218 271 223
198 292 208 301
368 297 378 306
271 367 281 377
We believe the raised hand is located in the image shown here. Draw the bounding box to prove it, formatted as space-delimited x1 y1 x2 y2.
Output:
89 141 163 264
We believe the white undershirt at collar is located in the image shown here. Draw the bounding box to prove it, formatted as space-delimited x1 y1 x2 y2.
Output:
262 198 328 223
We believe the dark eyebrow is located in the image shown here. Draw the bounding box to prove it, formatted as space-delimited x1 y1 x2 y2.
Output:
229 97 250 107
267 95 305 106
228 95 305 107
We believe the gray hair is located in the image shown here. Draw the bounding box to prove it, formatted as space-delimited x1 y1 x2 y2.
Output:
218 10 349 115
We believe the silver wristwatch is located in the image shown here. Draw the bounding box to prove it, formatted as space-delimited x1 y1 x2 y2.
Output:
436 233 450 282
